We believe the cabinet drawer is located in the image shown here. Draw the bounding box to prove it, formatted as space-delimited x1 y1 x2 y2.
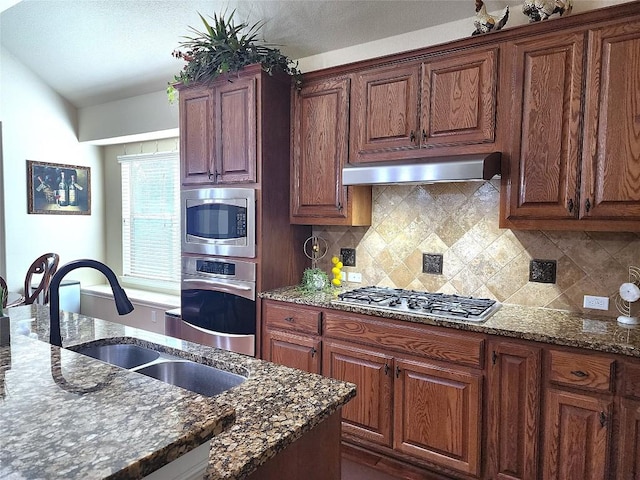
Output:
548 349 614 393
263 301 321 335
324 311 485 368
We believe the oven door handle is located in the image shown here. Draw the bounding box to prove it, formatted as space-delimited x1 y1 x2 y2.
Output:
182 277 255 300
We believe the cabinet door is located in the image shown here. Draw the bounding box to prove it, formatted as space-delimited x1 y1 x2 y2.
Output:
504 31 585 221
486 341 542 480
580 20 640 220
264 330 321 374
290 78 371 226
323 340 393 447
214 75 257 183
543 389 612 480
350 63 420 163
421 47 498 149
617 399 640 480
393 357 482 477
180 85 215 185
290 77 349 221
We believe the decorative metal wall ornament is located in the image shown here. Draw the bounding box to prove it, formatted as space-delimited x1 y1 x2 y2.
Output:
472 0 510 36
522 0 573 22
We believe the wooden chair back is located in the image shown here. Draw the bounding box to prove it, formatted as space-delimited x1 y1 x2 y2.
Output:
0 275 7 309
23 253 60 305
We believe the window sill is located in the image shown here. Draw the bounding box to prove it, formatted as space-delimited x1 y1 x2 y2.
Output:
81 284 179 309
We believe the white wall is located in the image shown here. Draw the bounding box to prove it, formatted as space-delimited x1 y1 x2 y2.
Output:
76 0 632 143
0 47 105 292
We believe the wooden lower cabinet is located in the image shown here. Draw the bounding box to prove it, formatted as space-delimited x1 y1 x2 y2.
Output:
486 341 542 480
543 389 612 480
323 339 393 447
393 357 483 477
617 399 640 479
266 330 321 374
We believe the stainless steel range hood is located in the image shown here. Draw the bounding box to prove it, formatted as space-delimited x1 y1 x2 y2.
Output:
342 152 501 186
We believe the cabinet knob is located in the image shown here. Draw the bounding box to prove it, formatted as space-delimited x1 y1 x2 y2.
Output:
284 316 294 323
396 366 401 378
311 348 316 358
585 198 591 213
384 363 390 375
410 130 416 143
422 129 427 142
567 198 574 213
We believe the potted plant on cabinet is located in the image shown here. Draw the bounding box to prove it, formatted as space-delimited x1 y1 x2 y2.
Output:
168 10 301 102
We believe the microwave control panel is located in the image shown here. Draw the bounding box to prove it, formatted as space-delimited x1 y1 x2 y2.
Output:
196 260 236 276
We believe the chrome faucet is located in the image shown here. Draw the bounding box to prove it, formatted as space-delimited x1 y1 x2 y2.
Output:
49 259 134 347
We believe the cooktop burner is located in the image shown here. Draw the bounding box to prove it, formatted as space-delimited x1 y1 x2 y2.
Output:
333 286 500 322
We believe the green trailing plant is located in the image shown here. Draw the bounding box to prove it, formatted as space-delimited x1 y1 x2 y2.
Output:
168 10 302 102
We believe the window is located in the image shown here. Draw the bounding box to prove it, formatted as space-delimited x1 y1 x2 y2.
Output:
118 152 180 292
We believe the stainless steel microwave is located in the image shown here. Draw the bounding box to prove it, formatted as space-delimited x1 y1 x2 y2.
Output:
182 187 256 258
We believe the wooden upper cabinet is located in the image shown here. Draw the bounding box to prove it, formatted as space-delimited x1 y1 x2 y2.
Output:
349 46 499 164
421 46 498 150
290 77 371 226
350 63 420 163
503 31 585 222
502 17 640 231
214 75 257 183
579 19 640 221
180 85 215 184
179 72 257 185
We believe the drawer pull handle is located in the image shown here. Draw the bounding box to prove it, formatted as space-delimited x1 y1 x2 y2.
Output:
311 348 316 358
384 363 389 375
396 366 401 378
284 317 294 323
600 411 607 427
571 370 588 378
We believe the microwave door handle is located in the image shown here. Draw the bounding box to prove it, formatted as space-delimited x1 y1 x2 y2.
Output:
183 278 252 294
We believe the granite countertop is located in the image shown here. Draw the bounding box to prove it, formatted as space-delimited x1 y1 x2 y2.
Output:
1 305 356 480
260 286 640 358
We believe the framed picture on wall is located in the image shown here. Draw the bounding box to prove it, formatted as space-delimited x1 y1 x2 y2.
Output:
27 160 91 215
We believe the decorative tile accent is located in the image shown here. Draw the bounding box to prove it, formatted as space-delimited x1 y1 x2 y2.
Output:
314 182 640 317
529 259 557 284
422 254 443 274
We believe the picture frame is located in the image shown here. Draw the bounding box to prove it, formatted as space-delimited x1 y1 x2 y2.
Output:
27 160 91 215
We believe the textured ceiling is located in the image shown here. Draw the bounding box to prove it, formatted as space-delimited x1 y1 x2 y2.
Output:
0 1 629 108
0 0 505 107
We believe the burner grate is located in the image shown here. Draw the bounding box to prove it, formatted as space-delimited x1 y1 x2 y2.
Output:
336 286 500 322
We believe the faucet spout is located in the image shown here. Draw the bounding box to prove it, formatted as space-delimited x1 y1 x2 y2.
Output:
49 259 134 347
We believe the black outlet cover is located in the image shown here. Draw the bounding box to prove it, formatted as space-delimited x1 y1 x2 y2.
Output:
529 259 557 284
341 248 356 267
423 253 443 275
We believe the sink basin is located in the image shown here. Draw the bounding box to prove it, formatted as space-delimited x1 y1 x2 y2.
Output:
134 361 246 397
73 343 161 369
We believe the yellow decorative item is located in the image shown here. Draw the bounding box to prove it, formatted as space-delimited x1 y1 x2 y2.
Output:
331 255 343 288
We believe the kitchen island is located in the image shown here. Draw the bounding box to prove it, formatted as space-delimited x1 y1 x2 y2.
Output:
0 304 356 480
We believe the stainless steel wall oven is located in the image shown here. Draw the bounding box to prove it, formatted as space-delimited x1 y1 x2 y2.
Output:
169 256 256 356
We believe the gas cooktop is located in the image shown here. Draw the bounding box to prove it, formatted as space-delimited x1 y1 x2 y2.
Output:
333 286 500 322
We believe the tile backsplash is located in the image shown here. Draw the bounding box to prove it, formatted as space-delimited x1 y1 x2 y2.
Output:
313 181 640 317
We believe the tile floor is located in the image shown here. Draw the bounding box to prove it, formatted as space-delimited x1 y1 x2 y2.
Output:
342 458 403 480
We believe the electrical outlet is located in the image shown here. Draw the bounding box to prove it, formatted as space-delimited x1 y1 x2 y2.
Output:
347 272 362 283
340 271 346 281
583 295 610 310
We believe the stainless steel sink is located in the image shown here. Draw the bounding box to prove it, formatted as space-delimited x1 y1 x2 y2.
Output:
69 340 247 397
134 360 246 397
73 343 161 369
